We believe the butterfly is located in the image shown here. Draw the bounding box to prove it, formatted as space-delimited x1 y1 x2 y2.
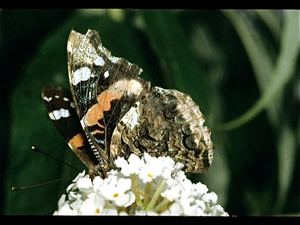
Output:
42 29 215 179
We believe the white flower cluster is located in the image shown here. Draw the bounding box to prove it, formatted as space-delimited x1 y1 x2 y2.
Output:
53 153 228 216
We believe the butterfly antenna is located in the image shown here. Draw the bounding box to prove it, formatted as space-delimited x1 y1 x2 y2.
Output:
31 146 81 173
12 177 73 191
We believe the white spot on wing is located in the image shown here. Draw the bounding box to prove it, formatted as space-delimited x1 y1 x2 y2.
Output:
43 96 52 102
72 67 91 85
80 67 91 81
104 70 109 78
63 97 69 101
94 55 105 66
49 112 55 120
110 79 144 96
49 108 70 120
70 102 75 108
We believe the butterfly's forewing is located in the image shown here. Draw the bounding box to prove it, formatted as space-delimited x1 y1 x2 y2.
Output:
42 85 99 175
67 29 150 170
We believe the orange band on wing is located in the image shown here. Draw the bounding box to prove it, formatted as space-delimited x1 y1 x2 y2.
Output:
69 132 87 149
85 89 123 132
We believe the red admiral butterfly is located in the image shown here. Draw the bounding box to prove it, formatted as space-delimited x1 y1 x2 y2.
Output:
42 29 214 179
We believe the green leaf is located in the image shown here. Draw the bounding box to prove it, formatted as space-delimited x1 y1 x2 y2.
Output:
141 10 209 113
217 10 299 131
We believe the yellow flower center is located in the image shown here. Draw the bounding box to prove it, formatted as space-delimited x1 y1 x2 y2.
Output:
113 193 119 198
148 173 154 178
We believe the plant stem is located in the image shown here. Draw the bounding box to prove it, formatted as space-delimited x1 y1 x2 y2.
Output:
145 178 166 211
143 182 152 208
130 173 142 207
154 197 171 213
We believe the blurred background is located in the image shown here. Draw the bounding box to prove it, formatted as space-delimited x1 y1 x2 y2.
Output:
0 9 299 215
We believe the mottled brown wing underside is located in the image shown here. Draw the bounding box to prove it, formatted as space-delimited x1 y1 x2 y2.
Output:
111 87 215 173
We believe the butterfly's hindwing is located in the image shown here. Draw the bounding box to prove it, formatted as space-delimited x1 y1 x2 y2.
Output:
67 30 150 170
42 85 99 175
111 87 215 173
